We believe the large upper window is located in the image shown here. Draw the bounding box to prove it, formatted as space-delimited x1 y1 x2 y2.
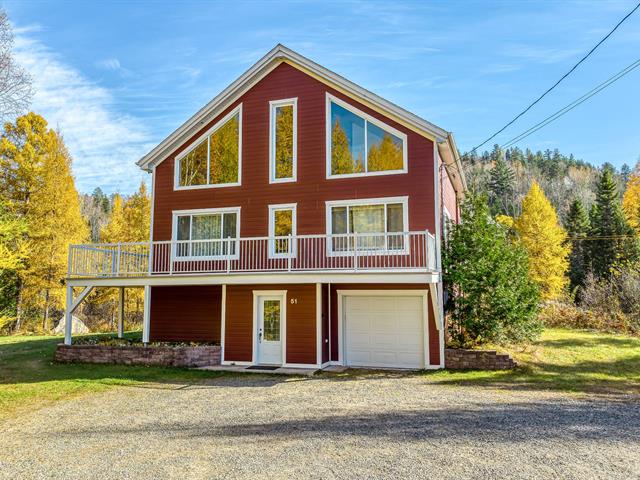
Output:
269 98 297 183
268 203 296 258
173 208 240 259
176 105 241 189
326 197 408 253
326 94 407 178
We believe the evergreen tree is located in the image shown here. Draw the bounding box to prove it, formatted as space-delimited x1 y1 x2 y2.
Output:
443 193 540 346
487 152 515 216
589 168 638 278
620 163 631 186
514 182 570 300
565 199 590 292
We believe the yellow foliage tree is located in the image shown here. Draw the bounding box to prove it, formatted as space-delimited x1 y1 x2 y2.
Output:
622 171 640 234
0 113 88 330
514 182 570 300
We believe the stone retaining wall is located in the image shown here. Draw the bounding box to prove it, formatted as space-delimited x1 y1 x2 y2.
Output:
445 348 516 370
55 344 221 368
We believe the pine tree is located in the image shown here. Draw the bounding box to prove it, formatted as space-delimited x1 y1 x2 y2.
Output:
589 167 638 278
514 182 570 300
487 152 515 216
0 112 88 331
622 168 640 234
565 199 590 292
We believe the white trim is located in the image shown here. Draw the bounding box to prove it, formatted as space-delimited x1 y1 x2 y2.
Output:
142 285 151 343
221 284 226 363
252 290 287 365
336 289 432 369
315 283 322 366
221 360 253 366
171 207 241 261
174 104 242 190
434 147 446 368
269 98 297 184
325 196 409 256
283 362 320 368
268 203 297 259
137 44 449 172
325 93 408 180
67 272 440 288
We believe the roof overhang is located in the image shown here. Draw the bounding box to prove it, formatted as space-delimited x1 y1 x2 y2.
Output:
437 133 467 199
137 44 452 172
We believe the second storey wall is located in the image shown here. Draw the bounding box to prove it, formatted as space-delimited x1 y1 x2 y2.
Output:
152 62 437 241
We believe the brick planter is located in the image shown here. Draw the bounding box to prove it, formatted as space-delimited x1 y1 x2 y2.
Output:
445 348 516 370
55 344 221 368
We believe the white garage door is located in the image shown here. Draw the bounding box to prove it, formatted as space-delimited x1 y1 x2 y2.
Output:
344 295 424 369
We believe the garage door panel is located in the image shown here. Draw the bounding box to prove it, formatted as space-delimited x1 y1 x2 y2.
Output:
345 295 424 369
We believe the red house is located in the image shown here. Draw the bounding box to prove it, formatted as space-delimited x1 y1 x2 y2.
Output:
64 45 465 370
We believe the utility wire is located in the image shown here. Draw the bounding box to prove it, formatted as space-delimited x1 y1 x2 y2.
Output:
500 57 640 149
471 2 640 152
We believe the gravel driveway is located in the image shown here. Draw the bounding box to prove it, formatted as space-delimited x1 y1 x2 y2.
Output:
1 373 638 479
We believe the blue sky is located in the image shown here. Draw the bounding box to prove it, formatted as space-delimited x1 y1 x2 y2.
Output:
6 0 640 193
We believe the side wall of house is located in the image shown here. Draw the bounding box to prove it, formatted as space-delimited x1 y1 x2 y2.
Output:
151 62 436 242
150 285 222 342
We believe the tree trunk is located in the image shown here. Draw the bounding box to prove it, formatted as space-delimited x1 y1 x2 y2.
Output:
42 288 50 332
13 279 24 333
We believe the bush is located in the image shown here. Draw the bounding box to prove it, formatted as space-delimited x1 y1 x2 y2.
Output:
444 193 541 347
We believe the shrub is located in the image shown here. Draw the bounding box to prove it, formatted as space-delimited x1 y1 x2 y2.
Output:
444 193 541 347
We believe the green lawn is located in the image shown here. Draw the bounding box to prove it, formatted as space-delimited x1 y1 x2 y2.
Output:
1 328 639 422
0 333 227 422
429 328 640 394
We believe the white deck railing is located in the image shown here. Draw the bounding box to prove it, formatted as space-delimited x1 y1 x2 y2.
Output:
68 231 437 278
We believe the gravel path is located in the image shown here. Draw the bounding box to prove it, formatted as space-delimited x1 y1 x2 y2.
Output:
1 373 639 479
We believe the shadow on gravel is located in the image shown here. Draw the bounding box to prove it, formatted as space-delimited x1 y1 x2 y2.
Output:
49 398 640 443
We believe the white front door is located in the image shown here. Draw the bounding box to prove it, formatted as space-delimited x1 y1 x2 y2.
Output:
257 295 283 365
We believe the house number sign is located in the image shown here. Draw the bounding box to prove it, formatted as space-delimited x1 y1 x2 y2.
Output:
290 298 298 304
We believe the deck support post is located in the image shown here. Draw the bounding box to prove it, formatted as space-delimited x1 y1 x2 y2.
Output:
117 287 125 338
64 285 73 345
142 285 151 345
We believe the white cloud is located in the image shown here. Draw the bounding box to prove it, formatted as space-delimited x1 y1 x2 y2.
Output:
96 58 121 71
13 29 154 193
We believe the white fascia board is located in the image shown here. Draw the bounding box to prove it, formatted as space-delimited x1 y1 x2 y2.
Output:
137 44 450 172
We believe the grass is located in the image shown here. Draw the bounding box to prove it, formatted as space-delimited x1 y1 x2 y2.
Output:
429 328 640 395
0 333 227 422
1 328 639 422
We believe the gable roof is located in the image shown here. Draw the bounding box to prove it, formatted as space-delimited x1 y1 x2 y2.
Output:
137 44 466 193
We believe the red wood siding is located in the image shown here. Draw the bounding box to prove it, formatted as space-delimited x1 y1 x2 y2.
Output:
149 286 221 342
329 284 440 366
224 283 317 364
152 62 436 241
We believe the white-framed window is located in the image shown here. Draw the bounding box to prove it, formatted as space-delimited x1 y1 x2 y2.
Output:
174 104 242 190
268 203 297 258
325 196 409 255
326 93 408 179
172 207 240 260
269 98 297 183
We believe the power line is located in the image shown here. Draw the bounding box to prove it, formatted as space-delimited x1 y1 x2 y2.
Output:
471 1 640 152
500 57 640 149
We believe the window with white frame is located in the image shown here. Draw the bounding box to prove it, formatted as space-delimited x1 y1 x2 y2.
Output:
326 94 407 178
269 98 297 183
173 208 240 259
326 197 408 253
175 105 242 189
268 204 296 258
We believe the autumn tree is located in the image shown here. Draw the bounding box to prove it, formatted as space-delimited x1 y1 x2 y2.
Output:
274 105 294 179
0 113 88 331
331 120 362 174
565 199 590 292
210 114 239 184
622 166 640 234
367 134 403 172
514 182 570 300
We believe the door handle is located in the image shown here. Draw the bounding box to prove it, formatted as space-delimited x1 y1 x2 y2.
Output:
258 329 263 343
